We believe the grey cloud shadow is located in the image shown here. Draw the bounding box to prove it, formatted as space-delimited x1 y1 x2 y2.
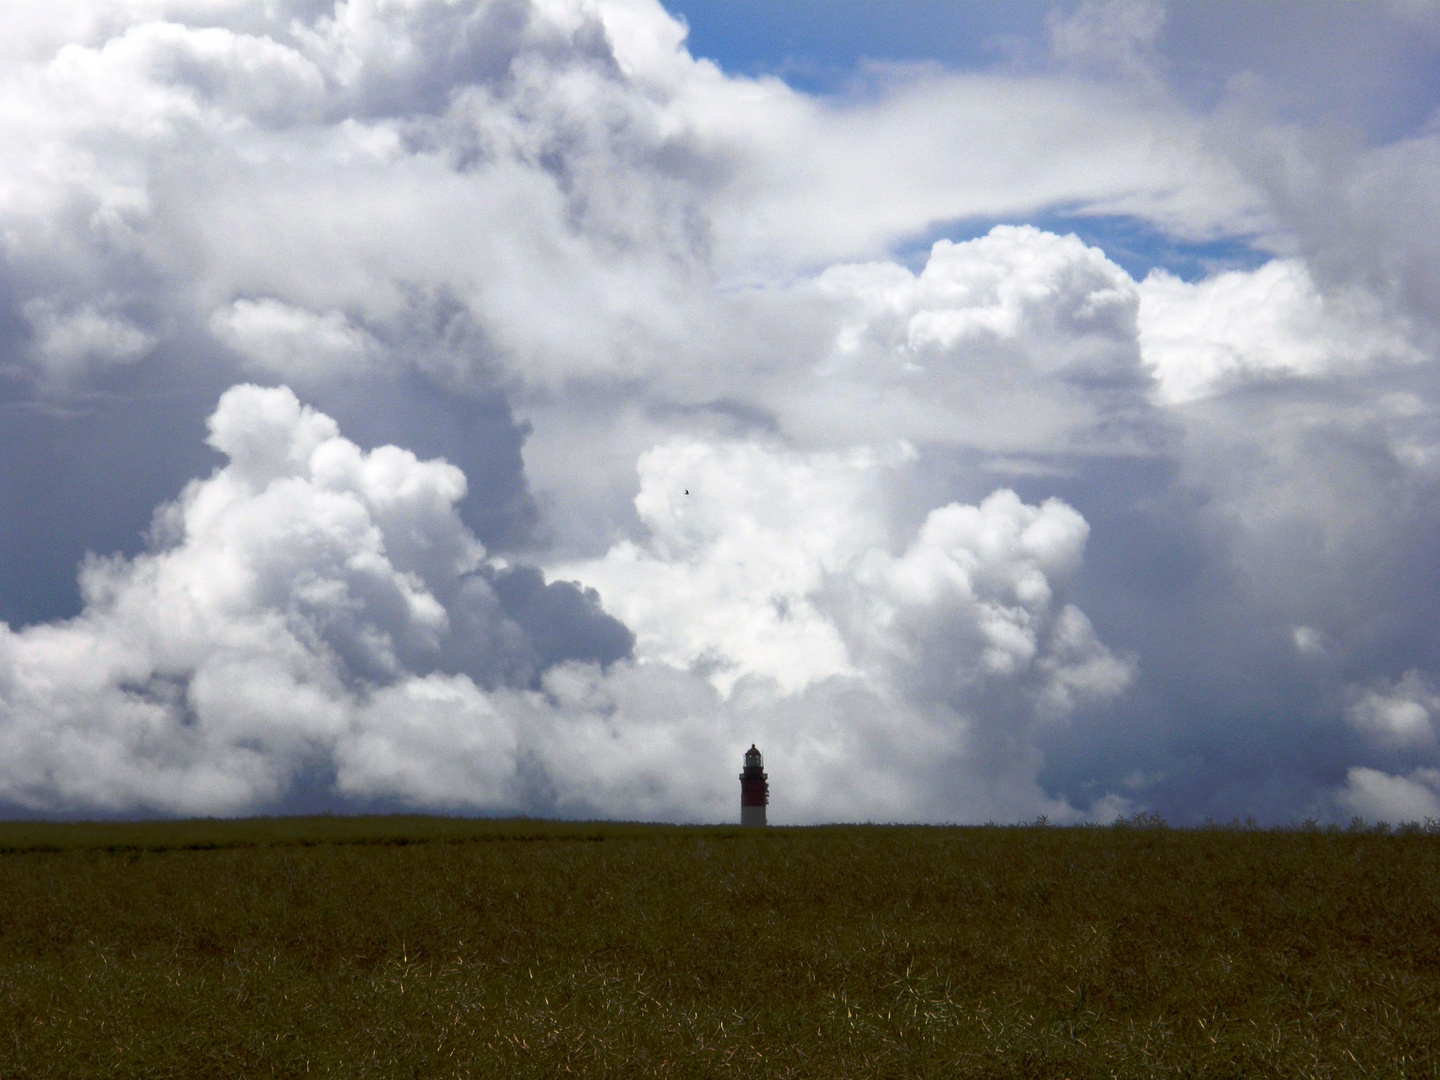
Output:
984 374 1440 823
0 331 234 627
305 367 539 554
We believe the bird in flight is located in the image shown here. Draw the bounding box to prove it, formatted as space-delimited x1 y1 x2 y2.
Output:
684 489 689 495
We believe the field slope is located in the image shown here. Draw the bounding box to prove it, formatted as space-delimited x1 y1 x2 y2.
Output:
1 817 1437 1078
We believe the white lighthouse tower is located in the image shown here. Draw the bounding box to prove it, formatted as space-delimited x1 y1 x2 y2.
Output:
739 744 768 827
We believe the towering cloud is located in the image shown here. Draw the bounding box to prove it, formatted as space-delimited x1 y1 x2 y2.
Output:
0 386 1124 822
0 385 621 813
1 0 1438 822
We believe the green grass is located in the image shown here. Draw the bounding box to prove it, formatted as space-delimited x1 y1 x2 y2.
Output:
1 817 1437 1078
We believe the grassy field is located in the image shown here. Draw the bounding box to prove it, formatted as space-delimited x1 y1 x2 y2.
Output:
1 817 1437 1078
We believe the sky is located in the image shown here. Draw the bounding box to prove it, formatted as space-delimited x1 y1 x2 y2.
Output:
2 1 1440 825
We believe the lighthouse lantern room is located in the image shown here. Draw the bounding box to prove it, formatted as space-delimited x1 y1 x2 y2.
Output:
740 744 768 827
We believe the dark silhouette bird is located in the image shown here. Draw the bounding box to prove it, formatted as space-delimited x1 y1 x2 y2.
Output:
684 489 689 495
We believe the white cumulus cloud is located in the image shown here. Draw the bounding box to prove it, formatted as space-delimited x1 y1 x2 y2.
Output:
210 298 379 379
0 386 1132 822
788 225 1151 454
0 385 513 813
1337 766 1440 824
1345 670 1440 751
558 434 1134 737
1138 259 1423 403
21 299 155 381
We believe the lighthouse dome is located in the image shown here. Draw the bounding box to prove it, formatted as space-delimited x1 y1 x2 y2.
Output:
744 745 764 770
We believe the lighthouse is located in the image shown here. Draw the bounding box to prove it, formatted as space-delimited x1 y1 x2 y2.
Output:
740 744 768 827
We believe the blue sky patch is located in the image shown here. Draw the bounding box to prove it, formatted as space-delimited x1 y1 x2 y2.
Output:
895 212 1271 283
660 0 1052 94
